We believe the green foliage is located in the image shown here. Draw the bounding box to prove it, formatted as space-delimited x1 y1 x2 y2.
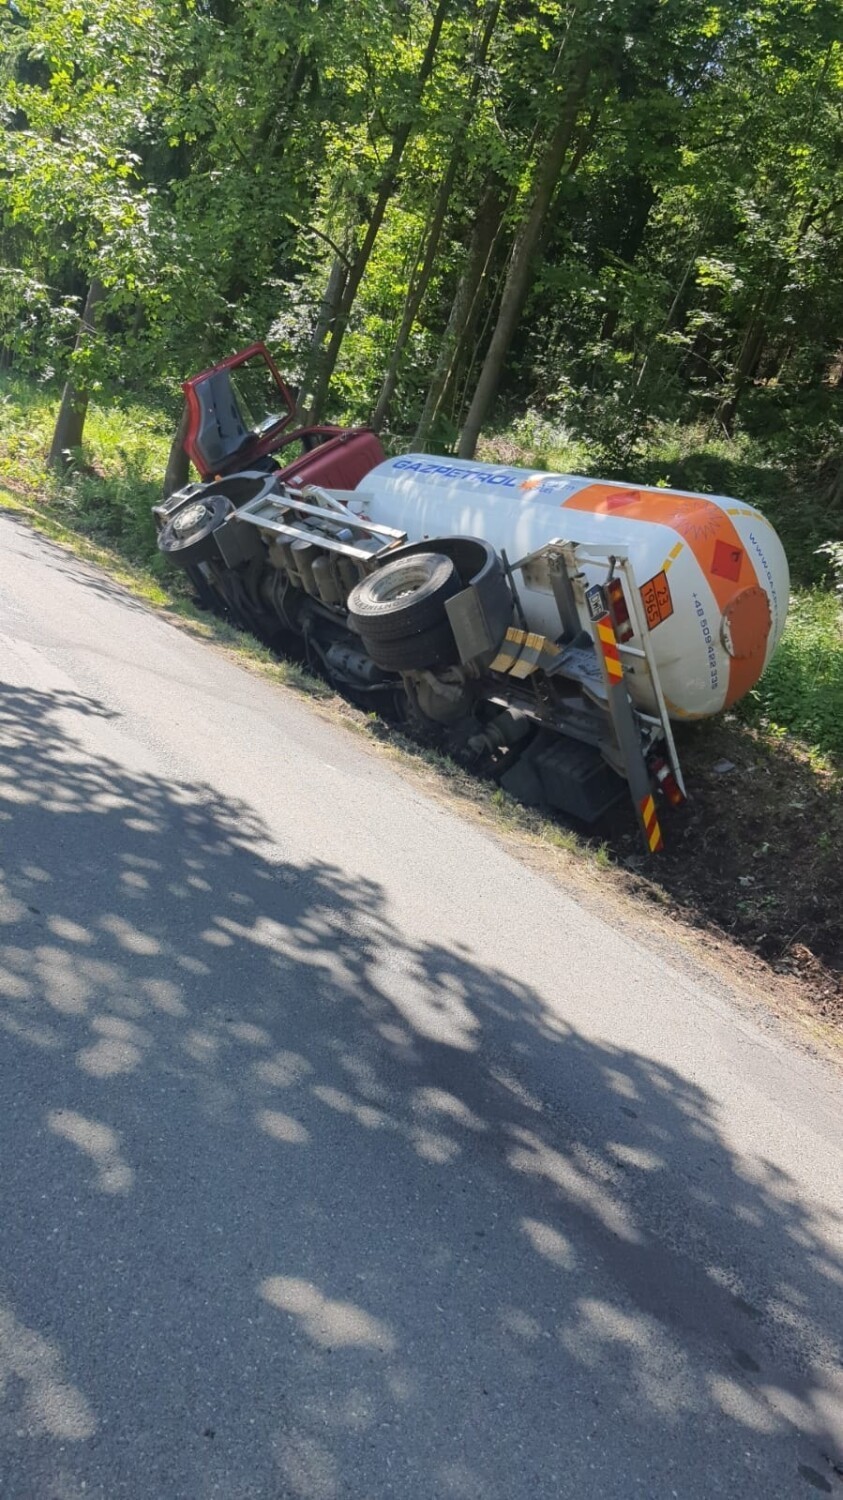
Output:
737 590 843 759
817 541 843 600
0 373 171 568
0 0 839 535
2 0 840 1006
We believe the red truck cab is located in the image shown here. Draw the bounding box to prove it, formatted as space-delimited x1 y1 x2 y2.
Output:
182 342 385 491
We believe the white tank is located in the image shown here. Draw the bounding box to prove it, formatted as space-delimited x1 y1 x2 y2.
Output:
357 454 789 721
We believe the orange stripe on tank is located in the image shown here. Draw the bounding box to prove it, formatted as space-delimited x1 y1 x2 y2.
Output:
561 484 769 707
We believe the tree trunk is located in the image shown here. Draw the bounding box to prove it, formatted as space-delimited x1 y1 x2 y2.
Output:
370 0 502 434
296 253 349 419
162 405 191 497
413 184 505 449
457 54 591 458
597 184 656 345
306 0 451 422
827 461 843 510
715 283 777 433
370 149 459 435
635 210 712 392
47 279 105 468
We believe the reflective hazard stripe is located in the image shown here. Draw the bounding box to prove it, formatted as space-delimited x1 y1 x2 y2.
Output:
640 794 664 853
490 626 557 678
596 619 624 682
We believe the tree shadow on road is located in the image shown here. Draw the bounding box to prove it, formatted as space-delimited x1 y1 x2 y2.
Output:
0 681 841 1500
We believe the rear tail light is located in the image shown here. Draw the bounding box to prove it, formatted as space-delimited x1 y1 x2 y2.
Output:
606 576 634 643
650 755 685 807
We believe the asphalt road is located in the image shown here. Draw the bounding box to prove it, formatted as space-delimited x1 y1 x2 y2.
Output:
0 512 841 1500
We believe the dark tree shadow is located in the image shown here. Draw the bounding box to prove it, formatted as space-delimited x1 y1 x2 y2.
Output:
0 681 841 1500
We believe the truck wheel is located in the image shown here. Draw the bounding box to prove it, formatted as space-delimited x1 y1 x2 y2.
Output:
347 552 459 641
157 493 233 567
184 562 224 613
359 619 458 672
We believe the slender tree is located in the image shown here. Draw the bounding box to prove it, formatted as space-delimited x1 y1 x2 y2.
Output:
306 0 452 422
371 0 502 433
47 279 104 467
458 52 591 457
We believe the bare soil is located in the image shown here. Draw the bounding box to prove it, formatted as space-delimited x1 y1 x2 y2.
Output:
598 716 842 1030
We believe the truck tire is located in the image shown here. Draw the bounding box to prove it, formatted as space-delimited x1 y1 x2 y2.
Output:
359 619 458 672
347 552 459 642
184 562 224 613
157 493 233 566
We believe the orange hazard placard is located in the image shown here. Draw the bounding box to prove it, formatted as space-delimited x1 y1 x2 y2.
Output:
640 571 673 630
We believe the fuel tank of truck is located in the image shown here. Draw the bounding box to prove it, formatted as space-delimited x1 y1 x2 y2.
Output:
357 455 789 721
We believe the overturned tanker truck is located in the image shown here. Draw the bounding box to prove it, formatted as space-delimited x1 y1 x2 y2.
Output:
154 342 790 853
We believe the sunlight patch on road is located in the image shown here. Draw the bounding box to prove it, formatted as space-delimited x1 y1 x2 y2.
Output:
257 1109 310 1145
507 1127 643 1244
48 1108 134 1194
0 961 33 1000
46 916 93 944
372 966 480 1052
607 1141 664 1171
228 1020 272 1047
0 1301 96 1440
142 976 188 1017
561 1297 695 1417
413 1086 487 1133
98 913 160 956
34 945 90 1015
277 1430 339 1500
76 1015 148 1078
707 1373 780 1433
410 1127 460 1164
311 1085 389 1131
521 1216 576 1270
261 1277 396 1352
183 1027 219 1062
255 1050 313 1089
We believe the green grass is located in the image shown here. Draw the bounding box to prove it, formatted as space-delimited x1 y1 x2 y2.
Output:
3 373 842 761
736 589 843 760
0 375 173 573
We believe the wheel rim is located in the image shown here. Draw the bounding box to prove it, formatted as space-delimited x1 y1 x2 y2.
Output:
377 564 432 602
172 501 209 538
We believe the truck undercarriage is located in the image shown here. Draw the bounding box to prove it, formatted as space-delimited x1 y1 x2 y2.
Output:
154 345 687 853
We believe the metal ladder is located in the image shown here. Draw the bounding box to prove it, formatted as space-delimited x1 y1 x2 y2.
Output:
505 540 686 853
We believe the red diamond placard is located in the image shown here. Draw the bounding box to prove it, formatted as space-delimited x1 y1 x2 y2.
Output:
712 539 744 583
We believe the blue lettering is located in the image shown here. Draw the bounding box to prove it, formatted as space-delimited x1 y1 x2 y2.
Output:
693 594 718 690
391 458 519 489
748 531 778 624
